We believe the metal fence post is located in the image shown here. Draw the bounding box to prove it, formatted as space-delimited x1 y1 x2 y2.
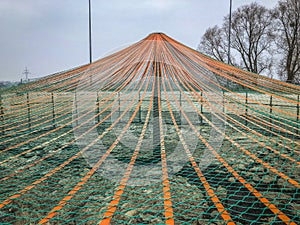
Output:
179 91 182 121
297 95 299 134
297 95 299 122
245 92 248 126
0 94 4 135
51 92 56 128
96 91 100 124
74 90 78 126
269 95 273 115
26 92 31 130
269 95 273 130
200 91 203 124
118 92 121 117
139 92 142 123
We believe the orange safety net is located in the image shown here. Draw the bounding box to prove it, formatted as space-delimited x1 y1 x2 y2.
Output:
0 33 299 225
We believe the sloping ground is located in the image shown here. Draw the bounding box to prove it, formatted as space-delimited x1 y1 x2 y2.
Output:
0 33 299 225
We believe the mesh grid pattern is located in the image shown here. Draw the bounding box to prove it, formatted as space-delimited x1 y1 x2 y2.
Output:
0 33 299 225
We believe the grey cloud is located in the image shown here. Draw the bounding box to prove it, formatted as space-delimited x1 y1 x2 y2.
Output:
0 0 277 81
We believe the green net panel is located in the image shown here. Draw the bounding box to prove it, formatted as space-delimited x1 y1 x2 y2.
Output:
0 33 299 225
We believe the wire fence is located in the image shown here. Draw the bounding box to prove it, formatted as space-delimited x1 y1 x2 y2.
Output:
0 33 299 225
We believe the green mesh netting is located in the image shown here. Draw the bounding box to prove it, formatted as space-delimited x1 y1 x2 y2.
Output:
0 33 299 225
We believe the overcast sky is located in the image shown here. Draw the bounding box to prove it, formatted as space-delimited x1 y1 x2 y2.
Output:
0 0 278 81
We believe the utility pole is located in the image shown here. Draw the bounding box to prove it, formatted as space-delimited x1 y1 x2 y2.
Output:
89 0 92 64
23 67 30 83
227 0 232 65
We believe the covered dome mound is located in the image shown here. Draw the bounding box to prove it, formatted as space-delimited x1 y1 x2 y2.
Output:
0 33 299 224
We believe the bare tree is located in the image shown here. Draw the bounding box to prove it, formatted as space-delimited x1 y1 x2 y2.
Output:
273 0 300 83
198 3 275 77
197 26 227 63
227 3 275 75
